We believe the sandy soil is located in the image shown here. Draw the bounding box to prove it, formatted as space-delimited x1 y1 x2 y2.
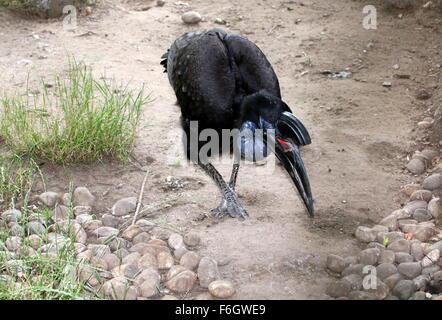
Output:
0 0 441 299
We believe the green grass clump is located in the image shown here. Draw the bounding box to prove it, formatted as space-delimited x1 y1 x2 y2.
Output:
0 61 149 164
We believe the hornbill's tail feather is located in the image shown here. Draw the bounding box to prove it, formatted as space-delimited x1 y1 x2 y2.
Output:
160 50 169 73
277 111 311 146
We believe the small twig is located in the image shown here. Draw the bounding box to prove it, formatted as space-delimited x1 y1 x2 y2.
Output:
131 169 149 225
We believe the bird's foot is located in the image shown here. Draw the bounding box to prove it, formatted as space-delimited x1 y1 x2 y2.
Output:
211 189 248 220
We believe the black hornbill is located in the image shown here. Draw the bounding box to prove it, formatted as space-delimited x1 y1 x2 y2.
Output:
161 28 314 219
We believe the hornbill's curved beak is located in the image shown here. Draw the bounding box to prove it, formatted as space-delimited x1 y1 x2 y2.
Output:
266 112 314 217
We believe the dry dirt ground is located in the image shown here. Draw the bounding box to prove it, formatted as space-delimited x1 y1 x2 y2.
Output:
0 0 441 299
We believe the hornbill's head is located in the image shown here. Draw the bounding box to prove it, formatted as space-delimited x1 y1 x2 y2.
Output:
237 90 314 217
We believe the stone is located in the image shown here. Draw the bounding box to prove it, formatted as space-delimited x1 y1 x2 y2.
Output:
150 227 173 240
422 265 441 277
342 264 364 277
6 236 22 251
136 269 161 297
184 232 201 247
428 198 442 219
9 224 24 237
174 246 189 260
2 209 22 223
83 220 102 234
182 11 202 24
378 250 396 264
326 279 351 298
135 219 156 232
123 252 141 265
404 184 421 196
115 248 129 259
347 291 376 300
413 208 433 222
103 277 137 300
121 225 142 241
107 237 129 252
112 264 140 279
27 234 41 249
73 187 95 207
76 214 93 225
393 280 416 300
73 206 92 216
93 227 119 239
101 214 121 228
208 280 235 298
342 274 363 291
372 225 389 233
384 273 403 290
406 159 425 174
39 191 59 207
410 190 433 202
395 252 414 264
27 221 46 235
130 243 170 256
392 209 412 220
411 242 424 261
326 254 348 273
166 270 196 293
138 253 158 270
133 232 151 244
388 239 410 253
379 215 398 231
103 253 120 270
364 279 390 300
197 257 221 288
358 248 380 266
414 226 436 242
397 262 422 279
168 233 185 250
422 249 440 267
403 201 428 214
355 226 377 242
376 263 398 280
410 291 427 300
87 244 111 257
157 251 174 270
112 197 137 216
167 265 188 281
383 231 405 244
180 251 201 271
423 174 442 190
413 274 430 290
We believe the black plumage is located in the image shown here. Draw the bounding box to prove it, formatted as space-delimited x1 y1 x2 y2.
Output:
162 28 314 219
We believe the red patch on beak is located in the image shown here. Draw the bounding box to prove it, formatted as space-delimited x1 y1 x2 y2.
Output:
277 138 293 153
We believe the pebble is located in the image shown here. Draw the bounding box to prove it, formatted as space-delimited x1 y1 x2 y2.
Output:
358 248 380 266
406 158 425 174
76 214 93 225
53 205 70 222
27 234 42 249
167 265 188 281
73 187 95 207
103 253 120 270
378 250 396 264
403 201 428 214
197 257 221 288
403 184 421 196
384 273 403 290
135 269 161 297
365 280 389 300
166 270 196 293
422 265 440 277
112 197 137 216
393 280 416 300
182 11 202 24
355 226 377 242
88 244 111 257
397 262 422 279
101 214 121 228
174 246 189 260
326 279 351 298
157 0 166 6
27 221 46 235
103 277 138 300
422 249 440 267
395 252 414 264
348 291 375 300
183 232 201 247
413 274 430 290
168 233 185 250
138 252 158 270
428 198 442 219
133 232 151 244
388 239 410 253
9 224 25 237
93 226 119 238
423 174 442 190
342 264 364 277
382 81 392 87
376 263 398 280
112 264 140 279
379 214 398 231
123 252 141 265
416 89 432 100
410 190 432 202
180 251 201 270
6 236 22 251
121 225 143 241
413 208 433 222
39 191 59 207
73 206 92 216
1 209 22 223
326 254 348 273
208 280 235 298
214 18 227 25
135 219 156 232
411 242 425 261
157 251 175 270
410 291 427 300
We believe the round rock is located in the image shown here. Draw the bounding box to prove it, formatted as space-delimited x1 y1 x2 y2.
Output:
208 280 235 299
